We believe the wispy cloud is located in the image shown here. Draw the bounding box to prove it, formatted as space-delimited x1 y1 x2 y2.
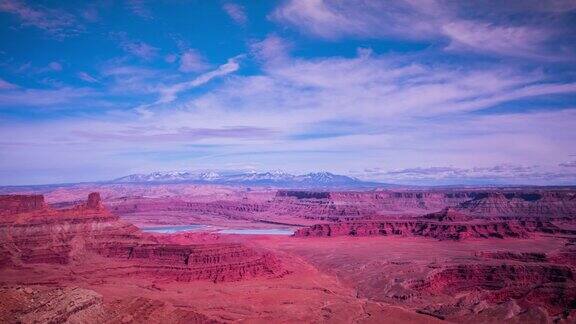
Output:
223 3 247 25
270 0 440 40
0 0 81 38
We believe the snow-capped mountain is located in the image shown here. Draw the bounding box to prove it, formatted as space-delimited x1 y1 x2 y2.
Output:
112 170 386 188
113 171 195 183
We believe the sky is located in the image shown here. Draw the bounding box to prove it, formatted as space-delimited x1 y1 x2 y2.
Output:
1 0 576 186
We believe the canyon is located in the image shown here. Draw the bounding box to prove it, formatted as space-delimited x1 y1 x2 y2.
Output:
0 183 575 323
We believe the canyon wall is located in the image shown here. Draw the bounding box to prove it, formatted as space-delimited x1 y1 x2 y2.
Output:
293 220 542 240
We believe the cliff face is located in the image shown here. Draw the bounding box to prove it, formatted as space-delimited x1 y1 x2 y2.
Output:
0 193 283 282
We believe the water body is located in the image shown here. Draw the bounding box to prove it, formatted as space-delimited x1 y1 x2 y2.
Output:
141 225 207 233
217 229 294 235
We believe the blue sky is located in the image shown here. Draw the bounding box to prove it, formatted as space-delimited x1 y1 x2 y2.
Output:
1 0 576 185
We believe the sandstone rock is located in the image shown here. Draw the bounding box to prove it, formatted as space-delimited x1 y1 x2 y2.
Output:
0 192 285 283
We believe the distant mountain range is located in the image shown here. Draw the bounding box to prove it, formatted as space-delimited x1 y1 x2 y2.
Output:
112 170 389 188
